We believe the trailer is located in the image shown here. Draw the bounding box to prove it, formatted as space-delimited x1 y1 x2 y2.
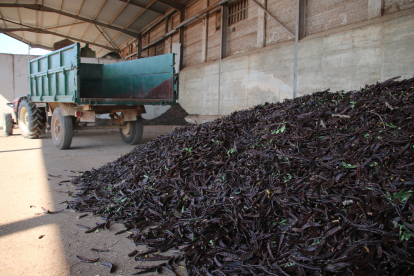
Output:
3 43 178 149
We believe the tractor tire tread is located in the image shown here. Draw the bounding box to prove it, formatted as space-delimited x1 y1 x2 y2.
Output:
18 99 46 139
4 113 14 136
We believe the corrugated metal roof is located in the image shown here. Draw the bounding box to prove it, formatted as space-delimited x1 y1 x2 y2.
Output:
78 0 102 19
0 0 181 56
113 33 130 47
127 9 160 31
43 0 61 10
111 4 142 28
150 2 170 13
61 0 83 15
103 28 120 40
95 1 126 26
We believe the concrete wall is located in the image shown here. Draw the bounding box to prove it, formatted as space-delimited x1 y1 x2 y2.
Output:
118 0 414 71
384 0 414 15
178 9 414 115
121 0 393 63
0 54 38 128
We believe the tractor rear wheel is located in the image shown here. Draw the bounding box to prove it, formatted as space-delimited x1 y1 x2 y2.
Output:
120 117 143 145
18 99 46 139
51 107 73 150
3 113 13 136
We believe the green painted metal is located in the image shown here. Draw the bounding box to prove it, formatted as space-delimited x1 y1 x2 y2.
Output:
29 43 178 106
29 43 79 103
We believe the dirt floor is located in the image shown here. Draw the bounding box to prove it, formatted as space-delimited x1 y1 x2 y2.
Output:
0 126 182 276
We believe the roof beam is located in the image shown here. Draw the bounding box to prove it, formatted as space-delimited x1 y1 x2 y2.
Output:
0 3 137 37
138 0 191 35
81 0 106 40
93 0 130 43
95 25 116 48
51 0 64 45
118 0 166 14
156 0 182 10
44 21 87 30
96 0 158 54
140 2 224 50
125 0 157 29
120 0 225 54
68 0 84 36
104 0 189 52
4 33 53 50
16 7 25 41
0 11 7 28
0 27 118 52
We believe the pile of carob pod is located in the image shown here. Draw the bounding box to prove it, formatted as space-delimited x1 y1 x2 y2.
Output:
69 76 414 275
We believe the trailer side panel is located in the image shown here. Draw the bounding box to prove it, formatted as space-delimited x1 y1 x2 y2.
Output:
29 44 79 103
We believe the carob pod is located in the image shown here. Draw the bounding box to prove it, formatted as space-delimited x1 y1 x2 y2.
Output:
68 76 414 275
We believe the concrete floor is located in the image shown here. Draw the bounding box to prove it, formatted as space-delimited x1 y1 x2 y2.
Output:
0 126 180 276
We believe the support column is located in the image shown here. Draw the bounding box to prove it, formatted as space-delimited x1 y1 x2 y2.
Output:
220 3 228 59
219 4 228 115
298 0 305 40
164 15 171 54
293 0 305 98
257 0 266 48
147 32 150 57
179 6 185 70
201 17 208 62
201 0 209 62
368 0 383 20
137 34 142 58
169 16 173 53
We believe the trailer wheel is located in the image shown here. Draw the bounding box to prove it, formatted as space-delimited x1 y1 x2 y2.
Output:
3 113 14 136
18 99 45 139
120 117 143 145
51 107 73 150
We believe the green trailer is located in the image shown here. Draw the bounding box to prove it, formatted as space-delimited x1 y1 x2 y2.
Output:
5 43 178 149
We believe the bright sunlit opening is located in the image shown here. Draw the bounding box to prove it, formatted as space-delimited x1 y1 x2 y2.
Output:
0 34 50 56
30 48 51 56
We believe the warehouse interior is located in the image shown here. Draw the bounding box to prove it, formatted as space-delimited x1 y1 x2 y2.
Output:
0 0 414 275
1 0 413 117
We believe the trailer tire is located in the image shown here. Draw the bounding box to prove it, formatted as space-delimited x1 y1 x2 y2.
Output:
71 117 80 137
3 113 13 136
18 99 45 139
120 117 143 145
51 107 73 150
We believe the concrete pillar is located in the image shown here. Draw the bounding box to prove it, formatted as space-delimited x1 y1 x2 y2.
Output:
165 37 171 54
0 54 15 125
179 6 185 69
201 0 209 62
221 4 228 59
169 17 173 53
165 17 172 54
257 0 266 48
201 17 208 62
368 0 383 20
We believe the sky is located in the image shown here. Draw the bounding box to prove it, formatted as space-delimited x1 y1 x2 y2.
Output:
0 34 51 56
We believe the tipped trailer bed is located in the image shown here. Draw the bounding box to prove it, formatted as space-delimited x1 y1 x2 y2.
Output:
4 43 178 149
